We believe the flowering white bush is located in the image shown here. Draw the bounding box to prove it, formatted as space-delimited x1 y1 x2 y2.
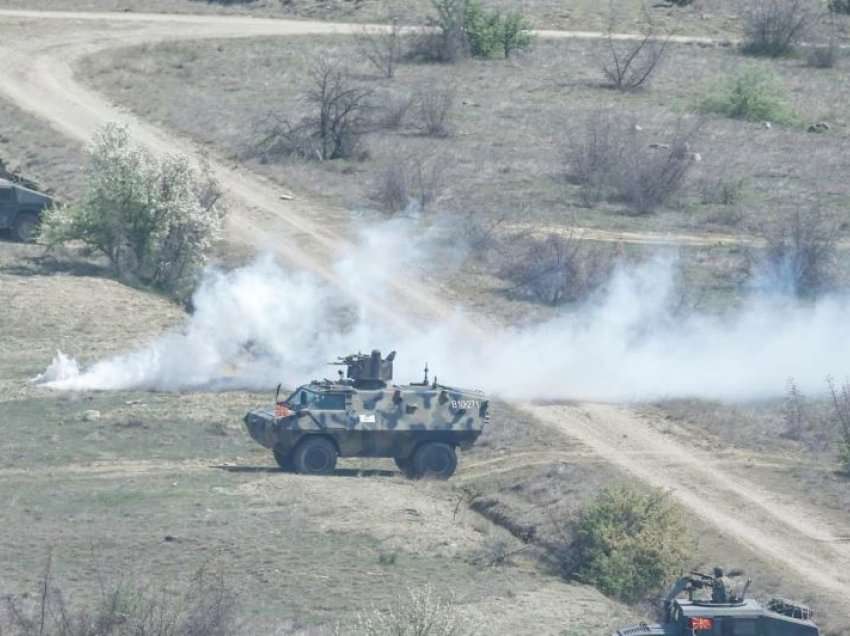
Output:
40 124 225 297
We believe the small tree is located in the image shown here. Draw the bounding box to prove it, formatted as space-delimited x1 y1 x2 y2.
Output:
356 19 403 79
39 124 225 298
601 2 669 91
740 0 816 57
254 59 373 161
568 486 688 603
498 11 534 59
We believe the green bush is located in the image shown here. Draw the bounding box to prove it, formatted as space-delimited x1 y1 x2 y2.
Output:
39 124 225 298
465 2 533 58
422 0 532 61
698 68 797 125
570 486 688 603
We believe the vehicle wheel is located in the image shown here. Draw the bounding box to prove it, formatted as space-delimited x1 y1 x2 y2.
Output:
393 456 411 472
273 448 294 471
12 212 39 243
411 442 457 480
293 437 337 475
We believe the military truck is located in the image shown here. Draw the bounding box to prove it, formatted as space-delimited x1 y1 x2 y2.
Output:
0 178 55 242
243 350 488 479
612 569 820 636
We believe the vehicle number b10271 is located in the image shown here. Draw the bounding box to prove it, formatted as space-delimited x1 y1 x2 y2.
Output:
451 400 479 410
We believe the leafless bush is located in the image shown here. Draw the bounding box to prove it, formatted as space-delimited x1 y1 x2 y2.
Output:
827 378 850 472
499 233 616 305
807 10 841 68
337 585 469 636
700 176 747 206
0 558 240 636
565 113 698 214
376 91 414 130
414 83 456 137
740 0 816 57
254 58 373 161
356 20 403 78
600 1 669 91
410 0 469 63
370 151 446 214
459 213 507 260
761 208 837 297
564 111 623 207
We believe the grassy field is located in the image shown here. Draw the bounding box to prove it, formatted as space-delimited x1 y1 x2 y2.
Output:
77 34 850 240
0 241 649 634
0 0 747 37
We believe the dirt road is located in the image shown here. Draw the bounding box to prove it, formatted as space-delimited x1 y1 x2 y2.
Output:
2 8 849 612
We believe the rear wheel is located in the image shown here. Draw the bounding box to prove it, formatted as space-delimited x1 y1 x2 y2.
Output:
12 212 39 243
273 448 294 472
293 437 338 475
411 442 457 480
393 456 410 472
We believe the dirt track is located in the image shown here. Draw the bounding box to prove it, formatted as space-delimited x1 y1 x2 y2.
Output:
2 8 849 612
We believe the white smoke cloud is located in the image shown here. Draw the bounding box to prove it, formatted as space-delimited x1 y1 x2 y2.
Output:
34 217 850 401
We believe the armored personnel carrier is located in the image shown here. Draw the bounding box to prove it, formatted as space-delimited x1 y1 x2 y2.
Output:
0 178 54 242
243 350 488 479
612 569 819 636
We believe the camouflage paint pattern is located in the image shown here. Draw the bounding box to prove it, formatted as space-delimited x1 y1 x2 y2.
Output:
244 382 488 459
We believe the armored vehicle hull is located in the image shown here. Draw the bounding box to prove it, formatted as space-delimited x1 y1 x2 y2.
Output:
613 572 820 636
0 178 54 242
244 351 488 478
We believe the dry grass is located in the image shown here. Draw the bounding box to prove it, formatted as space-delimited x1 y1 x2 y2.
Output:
0 0 763 37
78 35 850 242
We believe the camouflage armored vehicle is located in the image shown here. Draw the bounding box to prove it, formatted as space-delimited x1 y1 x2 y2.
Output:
243 350 488 478
0 178 54 242
613 569 819 636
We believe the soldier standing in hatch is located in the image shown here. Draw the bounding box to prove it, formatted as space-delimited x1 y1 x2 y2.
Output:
712 567 734 603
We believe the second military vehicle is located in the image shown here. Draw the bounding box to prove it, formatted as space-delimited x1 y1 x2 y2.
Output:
0 178 54 242
244 350 488 479
612 569 819 636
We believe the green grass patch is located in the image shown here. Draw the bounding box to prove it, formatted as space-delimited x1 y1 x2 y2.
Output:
697 67 797 125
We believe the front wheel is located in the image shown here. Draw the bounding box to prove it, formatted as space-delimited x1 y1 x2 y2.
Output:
411 442 457 480
12 212 39 243
293 437 338 475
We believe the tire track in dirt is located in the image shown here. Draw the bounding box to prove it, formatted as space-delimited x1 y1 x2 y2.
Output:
2 9 848 610
525 402 850 596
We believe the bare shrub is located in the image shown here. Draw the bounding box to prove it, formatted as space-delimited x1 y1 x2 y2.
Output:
414 83 456 137
337 585 470 636
0 559 240 636
565 113 698 214
254 58 373 161
700 176 747 206
499 232 616 306
827 378 850 472
370 151 446 214
807 10 841 68
377 91 414 130
761 208 837 297
356 20 403 78
829 0 850 13
740 0 816 57
412 0 469 63
600 2 669 91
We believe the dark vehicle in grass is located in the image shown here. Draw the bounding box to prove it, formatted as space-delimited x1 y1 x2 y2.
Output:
612 569 819 636
0 178 54 242
244 350 488 479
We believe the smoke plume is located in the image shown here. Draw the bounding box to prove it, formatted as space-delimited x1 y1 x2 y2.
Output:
35 217 850 401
